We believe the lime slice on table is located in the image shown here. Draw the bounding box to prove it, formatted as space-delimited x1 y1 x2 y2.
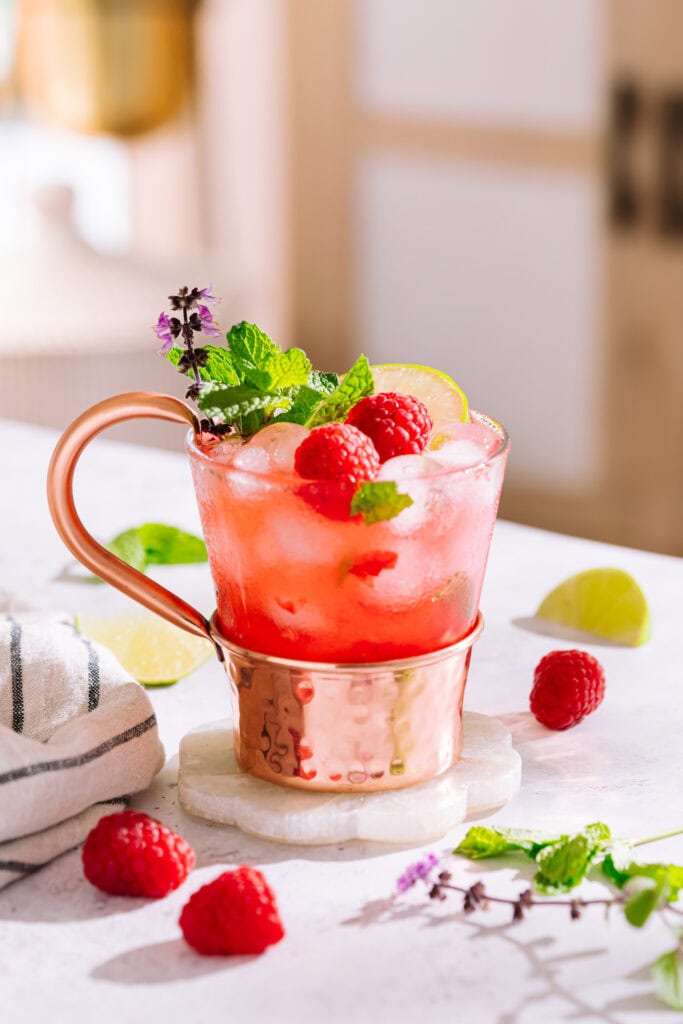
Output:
536 569 651 646
75 612 214 686
370 364 469 428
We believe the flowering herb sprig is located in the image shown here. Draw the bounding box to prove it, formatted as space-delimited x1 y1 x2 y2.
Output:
154 286 221 403
394 823 683 1012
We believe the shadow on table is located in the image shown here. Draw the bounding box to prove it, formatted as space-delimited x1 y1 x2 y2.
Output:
91 938 254 984
511 616 623 648
343 890 658 1024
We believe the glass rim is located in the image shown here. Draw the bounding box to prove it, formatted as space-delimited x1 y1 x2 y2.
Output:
185 409 510 484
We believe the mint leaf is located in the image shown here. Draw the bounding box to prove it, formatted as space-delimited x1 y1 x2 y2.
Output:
198 383 293 434
226 322 281 389
653 948 683 1011
264 347 312 389
534 824 611 894
276 385 328 426
623 878 663 927
107 529 147 573
350 481 413 525
137 524 207 564
454 827 519 860
309 370 340 395
307 355 374 427
98 523 207 580
166 344 239 385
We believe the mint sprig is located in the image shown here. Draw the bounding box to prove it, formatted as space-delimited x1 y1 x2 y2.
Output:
350 481 413 525
450 821 683 1010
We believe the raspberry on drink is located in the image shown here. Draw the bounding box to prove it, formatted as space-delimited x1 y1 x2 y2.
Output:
294 422 381 483
530 650 606 731
179 866 285 956
346 391 433 462
82 811 195 898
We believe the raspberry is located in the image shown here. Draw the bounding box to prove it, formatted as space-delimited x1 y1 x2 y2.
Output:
82 810 195 898
294 422 380 519
346 392 433 462
530 650 606 731
179 867 285 956
295 422 380 482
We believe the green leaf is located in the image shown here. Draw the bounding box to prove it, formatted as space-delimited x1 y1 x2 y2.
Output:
454 826 563 861
197 383 292 433
107 529 147 573
454 827 518 860
306 355 374 427
166 344 240 385
653 948 683 1011
264 347 312 389
226 322 281 389
136 524 207 565
276 385 328 426
309 370 340 395
350 481 413 525
534 824 610 894
623 878 663 927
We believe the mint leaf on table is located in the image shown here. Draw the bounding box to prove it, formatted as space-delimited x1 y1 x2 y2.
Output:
653 948 683 1011
107 529 147 573
454 826 562 861
136 524 207 564
97 524 207 579
306 355 374 427
533 823 611 894
309 370 340 395
350 481 413 525
623 878 665 927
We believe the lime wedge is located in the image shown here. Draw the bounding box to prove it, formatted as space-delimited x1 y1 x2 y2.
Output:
75 612 214 685
370 364 468 428
536 569 651 646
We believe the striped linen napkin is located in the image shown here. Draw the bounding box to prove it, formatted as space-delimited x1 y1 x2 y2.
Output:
0 605 164 888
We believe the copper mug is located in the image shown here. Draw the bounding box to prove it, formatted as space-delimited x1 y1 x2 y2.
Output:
47 392 508 793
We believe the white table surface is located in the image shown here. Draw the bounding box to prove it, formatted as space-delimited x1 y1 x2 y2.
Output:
1 420 682 1024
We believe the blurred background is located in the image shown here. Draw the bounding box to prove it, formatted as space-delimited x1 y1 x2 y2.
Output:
0 0 681 556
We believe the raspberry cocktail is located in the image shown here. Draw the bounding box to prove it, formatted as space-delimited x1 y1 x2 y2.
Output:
47 296 509 793
189 410 507 663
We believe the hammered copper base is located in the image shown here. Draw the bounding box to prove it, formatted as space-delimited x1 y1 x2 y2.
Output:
211 613 484 793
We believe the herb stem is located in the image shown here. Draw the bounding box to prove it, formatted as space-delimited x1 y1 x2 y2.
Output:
631 826 683 848
439 882 622 912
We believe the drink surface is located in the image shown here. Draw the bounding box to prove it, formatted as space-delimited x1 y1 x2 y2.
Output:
189 413 507 662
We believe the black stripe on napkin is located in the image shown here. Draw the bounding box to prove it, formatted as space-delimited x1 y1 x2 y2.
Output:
82 638 101 711
0 714 157 786
8 618 24 734
0 859 41 875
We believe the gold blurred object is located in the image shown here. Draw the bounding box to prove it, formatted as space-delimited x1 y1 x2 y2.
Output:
17 0 199 135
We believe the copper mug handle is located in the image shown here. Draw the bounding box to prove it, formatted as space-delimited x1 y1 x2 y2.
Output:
47 392 220 654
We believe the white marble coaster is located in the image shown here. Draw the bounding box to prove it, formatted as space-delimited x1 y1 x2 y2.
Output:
178 712 521 845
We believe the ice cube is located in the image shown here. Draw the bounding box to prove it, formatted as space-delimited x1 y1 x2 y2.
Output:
233 422 309 474
430 420 499 470
377 454 442 534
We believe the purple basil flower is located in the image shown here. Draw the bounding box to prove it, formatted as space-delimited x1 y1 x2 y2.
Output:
154 312 174 355
197 303 222 337
396 852 440 893
199 283 217 306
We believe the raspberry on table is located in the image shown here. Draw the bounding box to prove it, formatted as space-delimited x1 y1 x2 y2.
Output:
346 391 433 462
82 810 195 898
530 649 606 731
179 866 285 956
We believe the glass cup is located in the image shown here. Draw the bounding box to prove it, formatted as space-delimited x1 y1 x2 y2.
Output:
47 392 509 792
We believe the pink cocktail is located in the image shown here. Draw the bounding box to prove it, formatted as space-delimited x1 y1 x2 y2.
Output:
189 412 508 663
